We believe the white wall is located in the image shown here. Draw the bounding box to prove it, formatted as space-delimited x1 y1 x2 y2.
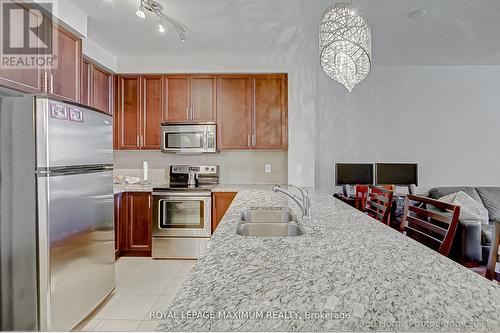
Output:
315 65 500 193
118 53 316 187
37 0 118 72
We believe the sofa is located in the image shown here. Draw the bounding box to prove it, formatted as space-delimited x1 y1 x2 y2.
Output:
428 187 499 264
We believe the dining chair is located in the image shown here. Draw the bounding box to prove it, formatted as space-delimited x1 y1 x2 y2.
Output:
355 185 369 211
365 185 394 225
399 195 460 257
485 220 500 281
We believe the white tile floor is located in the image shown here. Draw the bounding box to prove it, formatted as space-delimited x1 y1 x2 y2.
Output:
77 257 196 332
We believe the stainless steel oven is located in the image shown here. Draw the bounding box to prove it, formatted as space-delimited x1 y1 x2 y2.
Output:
161 122 216 154
152 165 219 259
152 191 212 238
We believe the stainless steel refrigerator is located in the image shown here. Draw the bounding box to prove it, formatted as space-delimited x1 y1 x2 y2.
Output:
0 95 115 331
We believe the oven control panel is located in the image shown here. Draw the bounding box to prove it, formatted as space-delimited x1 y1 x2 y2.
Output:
171 165 218 175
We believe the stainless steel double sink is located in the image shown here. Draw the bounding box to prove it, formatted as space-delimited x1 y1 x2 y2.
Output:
235 208 304 237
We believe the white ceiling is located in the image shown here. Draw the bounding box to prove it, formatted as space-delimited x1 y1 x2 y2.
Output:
69 0 500 65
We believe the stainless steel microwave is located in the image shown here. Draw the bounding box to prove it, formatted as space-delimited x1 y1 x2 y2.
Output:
161 122 217 154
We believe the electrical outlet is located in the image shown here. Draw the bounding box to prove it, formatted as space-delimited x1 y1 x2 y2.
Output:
265 164 272 173
295 164 302 174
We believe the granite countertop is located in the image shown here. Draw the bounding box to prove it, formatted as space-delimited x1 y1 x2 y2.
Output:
158 188 500 331
113 182 162 194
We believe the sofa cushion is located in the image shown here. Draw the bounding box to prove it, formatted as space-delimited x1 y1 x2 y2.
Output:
475 187 500 221
438 191 489 225
429 187 483 205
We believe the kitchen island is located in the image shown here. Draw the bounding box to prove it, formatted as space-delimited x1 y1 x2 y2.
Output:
157 187 499 331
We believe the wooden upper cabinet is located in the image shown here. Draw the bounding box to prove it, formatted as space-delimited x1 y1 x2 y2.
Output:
163 75 190 122
253 75 287 149
49 23 81 102
0 3 44 94
81 59 91 106
117 76 140 149
191 75 216 121
217 76 252 149
92 66 112 114
163 75 216 122
142 76 162 149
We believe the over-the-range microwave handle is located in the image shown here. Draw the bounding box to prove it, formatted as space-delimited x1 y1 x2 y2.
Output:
203 131 208 149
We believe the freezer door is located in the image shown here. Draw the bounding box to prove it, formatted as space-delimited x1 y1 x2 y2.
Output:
37 169 115 331
35 98 113 169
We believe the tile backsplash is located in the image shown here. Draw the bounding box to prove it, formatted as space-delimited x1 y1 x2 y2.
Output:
113 150 288 184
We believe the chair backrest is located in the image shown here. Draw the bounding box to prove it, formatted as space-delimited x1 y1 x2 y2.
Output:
365 185 394 225
399 195 460 257
355 185 369 211
485 220 500 281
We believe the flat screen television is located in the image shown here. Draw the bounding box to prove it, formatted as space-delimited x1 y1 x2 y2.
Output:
375 163 418 186
335 163 374 186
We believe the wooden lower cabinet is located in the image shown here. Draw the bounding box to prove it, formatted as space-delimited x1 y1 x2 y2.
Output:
212 192 237 233
115 192 152 258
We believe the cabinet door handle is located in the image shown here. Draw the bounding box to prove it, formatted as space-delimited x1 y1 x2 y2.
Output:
141 134 144 147
186 107 190 119
252 134 256 147
247 134 251 147
148 195 151 209
136 135 139 147
50 73 54 94
190 107 194 120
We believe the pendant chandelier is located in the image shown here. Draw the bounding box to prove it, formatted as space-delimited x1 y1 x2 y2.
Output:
135 0 187 42
319 2 371 92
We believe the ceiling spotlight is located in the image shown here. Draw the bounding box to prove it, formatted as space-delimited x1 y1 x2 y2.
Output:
136 4 146 19
134 0 187 41
158 22 165 33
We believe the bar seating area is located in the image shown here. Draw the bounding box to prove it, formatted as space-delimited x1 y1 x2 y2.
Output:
334 163 500 284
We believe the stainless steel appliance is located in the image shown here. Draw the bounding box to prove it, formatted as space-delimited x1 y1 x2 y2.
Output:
0 96 115 331
152 165 219 259
161 122 217 154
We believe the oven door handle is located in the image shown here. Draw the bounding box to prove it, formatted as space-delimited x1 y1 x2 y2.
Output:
153 192 212 198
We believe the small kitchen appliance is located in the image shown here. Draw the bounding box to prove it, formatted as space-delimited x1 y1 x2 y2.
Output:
161 122 217 154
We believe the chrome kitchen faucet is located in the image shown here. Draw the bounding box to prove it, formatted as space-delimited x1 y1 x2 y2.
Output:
272 185 312 219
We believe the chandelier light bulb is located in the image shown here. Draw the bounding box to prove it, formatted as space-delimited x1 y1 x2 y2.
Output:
158 22 165 33
136 8 145 19
179 32 186 42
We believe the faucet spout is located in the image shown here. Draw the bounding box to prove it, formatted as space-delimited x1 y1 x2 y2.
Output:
272 185 312 219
